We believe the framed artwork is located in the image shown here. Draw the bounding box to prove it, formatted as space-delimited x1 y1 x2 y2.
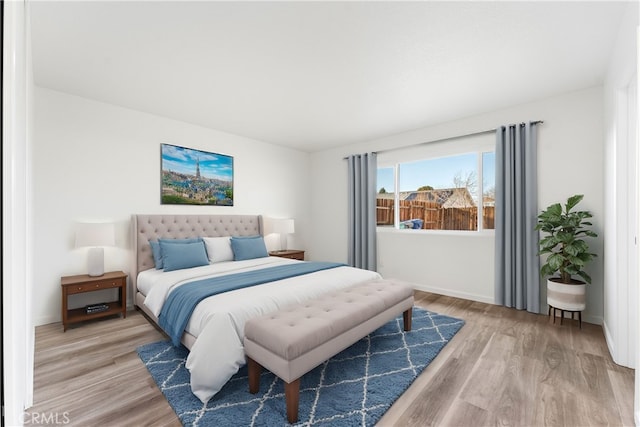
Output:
161 143 234 206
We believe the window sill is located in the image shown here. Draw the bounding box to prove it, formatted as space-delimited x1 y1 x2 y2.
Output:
376 226 495 237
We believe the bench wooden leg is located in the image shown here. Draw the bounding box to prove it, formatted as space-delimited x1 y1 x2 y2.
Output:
403 307 412 331
285 379 300 424
247 357 262 394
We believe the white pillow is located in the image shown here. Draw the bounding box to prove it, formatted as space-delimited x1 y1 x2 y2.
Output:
202 236 234 263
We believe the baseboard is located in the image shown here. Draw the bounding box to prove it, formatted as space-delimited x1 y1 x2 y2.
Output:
411 282 494 305
582 314 603 326
412 283 604 325
602 320 620 364
35 314 60 326
36 301 135 327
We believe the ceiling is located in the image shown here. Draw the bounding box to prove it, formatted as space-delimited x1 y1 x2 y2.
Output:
30 1 629 152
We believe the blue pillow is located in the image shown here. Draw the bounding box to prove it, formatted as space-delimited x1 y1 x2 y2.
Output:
160 240 209 272
150 238 202 269
230 236 268 261
150 241 163 269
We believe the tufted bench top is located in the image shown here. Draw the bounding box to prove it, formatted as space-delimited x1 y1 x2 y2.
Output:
244 278 414 423
244 280 414 361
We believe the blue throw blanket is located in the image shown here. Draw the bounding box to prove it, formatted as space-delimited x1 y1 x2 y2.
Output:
159 262 345 346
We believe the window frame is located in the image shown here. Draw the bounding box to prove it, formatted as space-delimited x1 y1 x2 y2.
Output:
376 133 495 235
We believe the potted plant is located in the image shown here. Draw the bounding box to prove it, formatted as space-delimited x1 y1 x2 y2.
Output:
535 194 597 317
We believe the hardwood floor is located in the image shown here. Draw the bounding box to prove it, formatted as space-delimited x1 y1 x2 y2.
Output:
29 291 635 426
30 311 179 427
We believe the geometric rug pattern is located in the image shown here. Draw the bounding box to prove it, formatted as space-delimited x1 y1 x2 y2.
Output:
137 307 464 427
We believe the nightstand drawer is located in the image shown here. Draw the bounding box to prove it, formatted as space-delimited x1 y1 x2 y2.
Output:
269 250 305 261
66 278 124 294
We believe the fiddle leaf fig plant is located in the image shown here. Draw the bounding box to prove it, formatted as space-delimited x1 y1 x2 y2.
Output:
535 194 597 284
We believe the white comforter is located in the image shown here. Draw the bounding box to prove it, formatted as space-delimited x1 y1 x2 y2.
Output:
141 257 382 403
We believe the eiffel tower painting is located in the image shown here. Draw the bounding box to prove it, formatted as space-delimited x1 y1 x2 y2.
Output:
160 143 234 206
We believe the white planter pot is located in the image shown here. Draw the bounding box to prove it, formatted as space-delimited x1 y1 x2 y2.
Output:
547 278 586 311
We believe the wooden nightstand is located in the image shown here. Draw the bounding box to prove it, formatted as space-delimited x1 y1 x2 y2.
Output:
61 271 127 331
269 250 305 261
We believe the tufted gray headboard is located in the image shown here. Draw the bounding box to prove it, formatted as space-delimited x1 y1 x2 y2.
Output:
131 214 263 293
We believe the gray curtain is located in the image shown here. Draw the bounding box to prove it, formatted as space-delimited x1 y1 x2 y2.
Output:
494 122 540 313
347 153 377 271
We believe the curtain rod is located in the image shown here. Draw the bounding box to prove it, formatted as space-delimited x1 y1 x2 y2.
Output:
343 120 543 159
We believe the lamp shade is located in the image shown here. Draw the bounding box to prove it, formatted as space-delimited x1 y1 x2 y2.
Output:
272 219 295 235
75 222 115 277
271 218 295 252
75 222 115 248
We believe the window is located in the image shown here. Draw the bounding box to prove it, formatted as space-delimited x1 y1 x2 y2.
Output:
376 167 395 227
482 152 496 230
376 134 495 232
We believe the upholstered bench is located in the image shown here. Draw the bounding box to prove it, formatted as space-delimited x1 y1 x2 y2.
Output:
244 279 414 423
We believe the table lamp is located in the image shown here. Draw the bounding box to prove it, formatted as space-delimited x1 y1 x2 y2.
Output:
272 219 295 252
75 222 115 276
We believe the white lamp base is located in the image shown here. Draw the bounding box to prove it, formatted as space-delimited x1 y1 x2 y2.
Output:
87 247 105 277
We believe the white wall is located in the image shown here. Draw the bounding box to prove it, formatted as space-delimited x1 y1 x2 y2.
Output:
32 88 310 325
310 86 605 324
637 22 640 427
3 0 35 423
603 1 639 370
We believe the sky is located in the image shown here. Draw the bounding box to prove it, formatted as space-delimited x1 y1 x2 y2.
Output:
377 152 495 195
161 144 233 182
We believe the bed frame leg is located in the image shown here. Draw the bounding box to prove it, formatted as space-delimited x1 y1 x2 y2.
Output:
285 379 300 424
247 357 261 394
403 307 412 331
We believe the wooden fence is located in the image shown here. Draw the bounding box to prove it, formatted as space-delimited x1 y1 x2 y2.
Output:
376 198 495 231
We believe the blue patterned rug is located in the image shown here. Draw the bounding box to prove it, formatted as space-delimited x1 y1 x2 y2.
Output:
137 307 464 426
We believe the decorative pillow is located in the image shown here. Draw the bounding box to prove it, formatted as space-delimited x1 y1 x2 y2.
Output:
150 241 163 269
150 238 202 269
160 240 209 272
230 235 268 261
202 236 234 263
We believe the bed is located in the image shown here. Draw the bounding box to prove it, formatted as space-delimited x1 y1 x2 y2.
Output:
131 214 383 403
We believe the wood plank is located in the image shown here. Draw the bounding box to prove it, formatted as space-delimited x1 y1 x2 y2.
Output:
438 399 489 427
390 325 496 425
608 367 636 427
29 309 179 426
457 333 523 411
